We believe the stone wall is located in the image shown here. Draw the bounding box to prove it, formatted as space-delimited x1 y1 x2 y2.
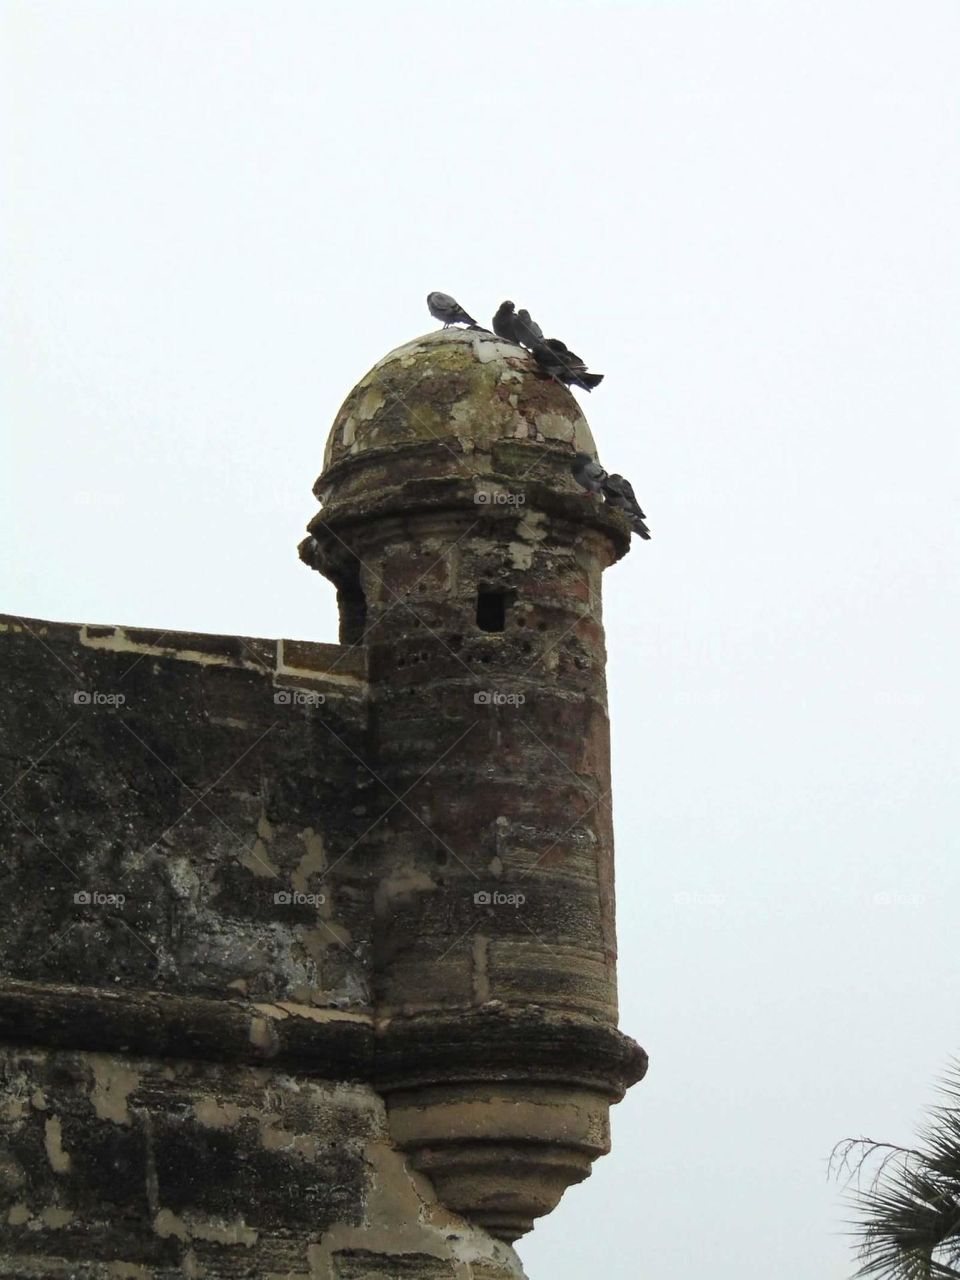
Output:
0 326 648 1277
0 618 371 1010
0 1044 521 1278
0 616 524 1277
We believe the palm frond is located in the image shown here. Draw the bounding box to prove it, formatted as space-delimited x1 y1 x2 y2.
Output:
832 1058 960 1280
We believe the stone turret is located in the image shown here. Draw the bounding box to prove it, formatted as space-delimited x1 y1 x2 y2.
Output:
0 325 645 1277
300 327 646 1240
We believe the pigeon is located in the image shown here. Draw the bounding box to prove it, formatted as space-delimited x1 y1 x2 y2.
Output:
530 341 567 381
529 340 603 392
602 473 644 517
492 300 522 344
427 291 479 328
544 338 604 391
603 474 651 539
515 308 544 348
571 452 607 495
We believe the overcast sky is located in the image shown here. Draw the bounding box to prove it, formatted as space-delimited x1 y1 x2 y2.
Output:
3 2 959 1277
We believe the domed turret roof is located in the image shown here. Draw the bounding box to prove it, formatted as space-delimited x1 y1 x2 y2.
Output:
319 328 598 491
302 326 630 566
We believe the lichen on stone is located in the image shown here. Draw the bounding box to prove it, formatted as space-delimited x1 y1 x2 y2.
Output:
322 329 597 481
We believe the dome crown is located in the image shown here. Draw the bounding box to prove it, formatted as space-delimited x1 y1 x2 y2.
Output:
319 328 598 503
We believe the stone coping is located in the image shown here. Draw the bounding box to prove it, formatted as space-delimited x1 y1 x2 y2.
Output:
0 613 366 685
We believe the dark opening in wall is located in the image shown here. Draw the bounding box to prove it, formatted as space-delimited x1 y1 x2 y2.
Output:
476 587 508 633
337 583 367 646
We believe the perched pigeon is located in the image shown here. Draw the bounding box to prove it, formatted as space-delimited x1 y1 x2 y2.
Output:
492 300 522 343
571 452 607 495
427 291 478 328
603 474 651 539
602 473 644 516
530 341 567 380
544 338 604 391
529 340 603 392
515 308 544 348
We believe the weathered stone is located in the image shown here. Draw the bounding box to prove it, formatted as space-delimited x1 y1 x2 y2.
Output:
0 327 645 1275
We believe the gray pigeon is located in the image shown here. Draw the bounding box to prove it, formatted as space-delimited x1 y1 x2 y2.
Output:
544 338 603 391
602 473 644 516
515 308 544 348
571 452 607 495
530 341 567 381
603 474 651 539
530 340 603 392
427 291 478 328
492 300 522 343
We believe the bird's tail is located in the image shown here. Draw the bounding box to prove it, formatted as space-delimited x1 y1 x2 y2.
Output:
631 516 652 540
577 371 604 391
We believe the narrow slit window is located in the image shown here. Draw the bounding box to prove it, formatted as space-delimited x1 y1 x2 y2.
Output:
338 583 367 646
476 588 507 633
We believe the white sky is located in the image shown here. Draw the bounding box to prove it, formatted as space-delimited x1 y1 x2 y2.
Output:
2 3 959 1276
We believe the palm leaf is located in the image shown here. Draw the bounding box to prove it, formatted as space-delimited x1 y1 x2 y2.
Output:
832 1059 960 1279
